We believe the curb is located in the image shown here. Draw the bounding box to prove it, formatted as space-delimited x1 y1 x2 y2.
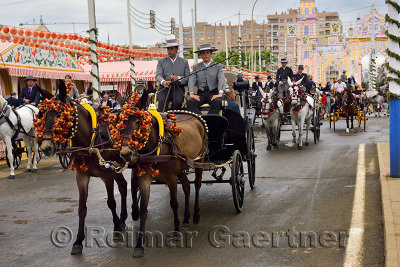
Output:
377 142 399 267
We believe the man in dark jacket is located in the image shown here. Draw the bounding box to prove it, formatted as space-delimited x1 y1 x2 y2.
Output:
294 65 310 93
275 58 294 97
265 76 275 91
18 76 41 106
6 92 20 108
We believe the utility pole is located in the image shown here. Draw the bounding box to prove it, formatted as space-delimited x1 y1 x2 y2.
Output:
258 39 261 72
179 0 184 58
193 0 198 63
238 11 242 70
225 25 229 67
127 0 135 89
87 0 99 100
250 0 258 82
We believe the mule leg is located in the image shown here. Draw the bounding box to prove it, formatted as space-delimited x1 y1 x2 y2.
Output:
178 171 191 230
167 176 180 233
346 114 350 133
23 135 32 172
114 173 127 230
351 113 354 129
297 120 303 150
71 172 90 255
131 170 140 221
266 123 272 150
289 116 297 147
193 167 203 224
133 175 152 258
305 116 311 146
31 137 38 171
5 137 15 179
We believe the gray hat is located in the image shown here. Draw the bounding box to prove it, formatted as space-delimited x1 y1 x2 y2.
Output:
164 39 179 48
194 43 218 54
24 76 37 81
280 58 288 63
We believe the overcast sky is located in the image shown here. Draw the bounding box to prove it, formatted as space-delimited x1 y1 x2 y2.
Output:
0 0 386 47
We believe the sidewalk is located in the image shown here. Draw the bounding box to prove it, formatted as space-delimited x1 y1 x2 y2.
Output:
378 142 400 267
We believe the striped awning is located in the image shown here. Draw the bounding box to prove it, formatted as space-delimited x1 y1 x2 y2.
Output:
6 66 91 81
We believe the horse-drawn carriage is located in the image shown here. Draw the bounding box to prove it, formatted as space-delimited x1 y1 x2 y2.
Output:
328 89 367 131
142 72 256 213
258 77 322 150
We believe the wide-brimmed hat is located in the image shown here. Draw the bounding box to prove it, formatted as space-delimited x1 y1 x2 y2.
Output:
280 58 288 63
194 43 217 54
164 39 179 48
267 76 272 79
298 65 304 70
255 76 260 80
24 76 37 81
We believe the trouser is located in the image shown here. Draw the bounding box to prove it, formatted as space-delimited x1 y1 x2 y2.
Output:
275 83 288 98
157 85 185 112
187 89 222 115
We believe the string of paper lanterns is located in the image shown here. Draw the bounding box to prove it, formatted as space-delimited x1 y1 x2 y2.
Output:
0 25 167 59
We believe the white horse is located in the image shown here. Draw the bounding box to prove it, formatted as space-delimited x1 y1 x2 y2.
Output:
286 77 314 150
258 87 283 150
0 96 39 179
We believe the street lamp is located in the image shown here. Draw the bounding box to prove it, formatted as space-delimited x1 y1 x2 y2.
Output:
250 0 258 83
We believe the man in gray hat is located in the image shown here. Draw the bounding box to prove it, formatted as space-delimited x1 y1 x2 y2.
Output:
275 58 294 98
18 76 41 106
156 39 190 111
187 43 225 115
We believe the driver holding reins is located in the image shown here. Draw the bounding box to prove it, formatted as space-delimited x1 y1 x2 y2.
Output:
275 58 294 98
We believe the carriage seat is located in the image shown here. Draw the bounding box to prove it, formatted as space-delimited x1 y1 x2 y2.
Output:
200 100 228 115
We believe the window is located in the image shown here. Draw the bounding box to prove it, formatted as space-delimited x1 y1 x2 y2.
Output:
305 8 309 15
304 25 309 35
200 31 204 35
280 26 285 30
287 19 293 22
217 36 221 39
217 42 221 45
243 29 247 34
326 30 330 34
217 30 222 33
273 32 277 36
270 19 278 23
280 19 284 23
200 37 204 40
319 31 324 35
273 46 279 50
304 51 309 59
212 42 215 45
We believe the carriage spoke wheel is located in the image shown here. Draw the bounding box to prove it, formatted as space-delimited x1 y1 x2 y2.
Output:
247 128 256 189
313 108 319 144
231 150 245 213
6 140 23 170
59 143 72 169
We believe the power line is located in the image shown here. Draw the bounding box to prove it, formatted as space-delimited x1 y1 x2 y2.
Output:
129 4 148 16
130 8 149 21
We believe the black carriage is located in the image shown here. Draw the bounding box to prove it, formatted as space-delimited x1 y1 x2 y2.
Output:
146 73 256 213
5 138 43 169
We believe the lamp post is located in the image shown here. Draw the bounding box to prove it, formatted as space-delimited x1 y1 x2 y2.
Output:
250 0 258 83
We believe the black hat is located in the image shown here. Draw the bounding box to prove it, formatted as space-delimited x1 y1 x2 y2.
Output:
280 58 288 63
24 76 37 81
255 76 260 80
267 76 272 79
298 65 304 70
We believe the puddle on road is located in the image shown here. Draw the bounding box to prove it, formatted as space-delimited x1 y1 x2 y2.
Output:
56 208 74 214
40 197 78 203
0 232 10 236
13 220 32 224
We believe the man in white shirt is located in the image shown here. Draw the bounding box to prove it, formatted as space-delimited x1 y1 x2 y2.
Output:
333 78 347 109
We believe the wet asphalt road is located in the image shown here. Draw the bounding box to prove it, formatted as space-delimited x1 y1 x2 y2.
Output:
0 116 389 267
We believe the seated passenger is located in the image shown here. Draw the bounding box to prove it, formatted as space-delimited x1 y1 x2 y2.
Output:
223 87 240 115
187 44 225 115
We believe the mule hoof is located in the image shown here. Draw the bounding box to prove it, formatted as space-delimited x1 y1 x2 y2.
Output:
346 128 350 133
25 169 31 173
113 232 125 242
32 169 37 173
181 223 190 231
298 146 303 150
133 247 144 258
8 175 15 179
71 245 83 255
193 214 200 225
305 142 309 147
132 212 139 221
266 145 272 151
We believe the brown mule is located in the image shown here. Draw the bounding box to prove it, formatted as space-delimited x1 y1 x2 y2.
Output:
114 93 208 257
343 89 357 132
38 84 128 256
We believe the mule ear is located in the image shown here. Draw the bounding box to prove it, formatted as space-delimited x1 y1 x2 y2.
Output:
136 89 149 110
58 80 67 102
38 87 54 100
114 90 126 106
287 77 292 86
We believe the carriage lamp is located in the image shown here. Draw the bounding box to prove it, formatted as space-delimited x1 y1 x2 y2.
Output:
233 74 250 93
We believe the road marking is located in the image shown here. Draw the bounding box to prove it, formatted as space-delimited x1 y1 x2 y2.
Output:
344 144 366 267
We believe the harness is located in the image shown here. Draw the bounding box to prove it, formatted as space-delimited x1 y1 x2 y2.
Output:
0 104 36 140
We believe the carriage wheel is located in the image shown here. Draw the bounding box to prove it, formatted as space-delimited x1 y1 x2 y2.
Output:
59 143 72 169
332 108 336 131
231 150 245 213
313 109 318 144
6 140 23 170
247 128 256 190
363 110 367 131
